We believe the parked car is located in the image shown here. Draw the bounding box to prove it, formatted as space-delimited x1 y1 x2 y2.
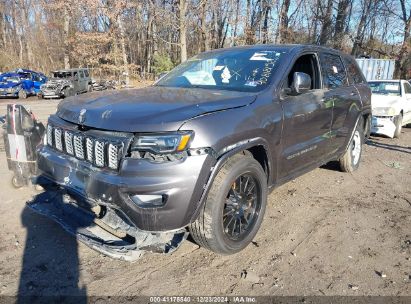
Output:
32 45 371 259
369 79 411 138
40 68 92 99
0 69 47 98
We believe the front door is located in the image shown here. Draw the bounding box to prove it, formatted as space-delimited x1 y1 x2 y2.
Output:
402 81 411 124
279 53 334 180
72 71 80 93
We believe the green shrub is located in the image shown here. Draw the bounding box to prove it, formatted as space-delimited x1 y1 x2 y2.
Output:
152 54 174 74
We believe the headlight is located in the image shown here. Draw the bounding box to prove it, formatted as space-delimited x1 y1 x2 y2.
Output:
130 131 193 154
372 107 396 116
8 85 20 93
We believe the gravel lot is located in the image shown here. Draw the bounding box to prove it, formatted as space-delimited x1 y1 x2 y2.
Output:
0 95 410 298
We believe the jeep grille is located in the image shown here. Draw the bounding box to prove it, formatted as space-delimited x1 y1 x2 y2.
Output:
47 124 126 170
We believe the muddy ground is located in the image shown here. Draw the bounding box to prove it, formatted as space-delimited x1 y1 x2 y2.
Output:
0 96 410 298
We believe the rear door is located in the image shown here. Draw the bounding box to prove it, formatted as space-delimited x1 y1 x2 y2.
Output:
319 52 361 153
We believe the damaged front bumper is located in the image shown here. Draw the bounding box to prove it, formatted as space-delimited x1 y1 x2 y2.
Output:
0 90 18 97
41 90 62 99
27 190 188 261
371 116 396 138
36 144 215 232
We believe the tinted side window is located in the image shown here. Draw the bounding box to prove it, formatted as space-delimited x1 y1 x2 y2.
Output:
33 74 41 82
343 57 365 85
404 82 411 94
320 53 347 89
84 70 89 78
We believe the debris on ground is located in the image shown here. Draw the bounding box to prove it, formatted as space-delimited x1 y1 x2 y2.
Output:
348 284 359 291
288 189 297 196
376 271 387 278
383 161 403 169
240 270 260 283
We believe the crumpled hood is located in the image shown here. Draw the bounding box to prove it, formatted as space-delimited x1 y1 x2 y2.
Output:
371 94 402 110
44 78 71 87
56 86 257 132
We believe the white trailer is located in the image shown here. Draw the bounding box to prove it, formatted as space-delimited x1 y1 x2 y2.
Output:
356 58 395 81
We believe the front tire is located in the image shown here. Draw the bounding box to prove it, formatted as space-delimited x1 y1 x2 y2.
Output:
339 120 364 172
18 90 28 99
11 175 24 188
63 87 72 98
394 114 403 138
190 153 267 254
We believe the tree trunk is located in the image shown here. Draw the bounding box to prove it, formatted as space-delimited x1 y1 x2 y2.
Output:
261 0 271 44
179 0 188 62
351 0 372 56
145 9 153 74
278 0 291 43
395 0 411 78
19 0 33 65
117 14 129 86
333 0 351 50
63 4 71 69
319 0 333 45
231 0 240 46
200 0 210 51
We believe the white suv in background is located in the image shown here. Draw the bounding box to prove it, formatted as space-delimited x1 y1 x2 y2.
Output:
369 79 411 138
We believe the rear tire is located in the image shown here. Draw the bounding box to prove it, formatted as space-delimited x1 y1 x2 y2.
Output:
394 114 403 138
189 153 267 254
339 119 364 173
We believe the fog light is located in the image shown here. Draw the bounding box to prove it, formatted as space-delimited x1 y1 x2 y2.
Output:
130 194 166 208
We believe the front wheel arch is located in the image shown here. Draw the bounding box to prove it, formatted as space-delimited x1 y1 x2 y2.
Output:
189 139 273 224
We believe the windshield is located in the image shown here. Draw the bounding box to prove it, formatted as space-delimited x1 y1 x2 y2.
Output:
53 72 73 79
155 48 285 92
1 76 20 83
369 81 401 96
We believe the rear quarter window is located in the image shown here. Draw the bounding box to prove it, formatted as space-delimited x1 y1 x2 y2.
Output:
319 53 347 89
343 57 366 85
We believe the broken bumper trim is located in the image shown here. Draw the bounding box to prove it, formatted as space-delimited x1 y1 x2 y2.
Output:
27 191 188 261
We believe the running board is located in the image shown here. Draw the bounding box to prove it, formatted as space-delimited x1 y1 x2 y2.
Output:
27 191 188 261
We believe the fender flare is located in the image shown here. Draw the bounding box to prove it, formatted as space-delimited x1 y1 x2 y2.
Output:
189 137 272 223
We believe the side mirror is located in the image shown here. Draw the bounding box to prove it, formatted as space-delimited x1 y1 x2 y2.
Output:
291 72 311 95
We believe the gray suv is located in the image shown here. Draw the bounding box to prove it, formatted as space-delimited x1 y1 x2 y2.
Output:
40 68 92 99
33 45 371 259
